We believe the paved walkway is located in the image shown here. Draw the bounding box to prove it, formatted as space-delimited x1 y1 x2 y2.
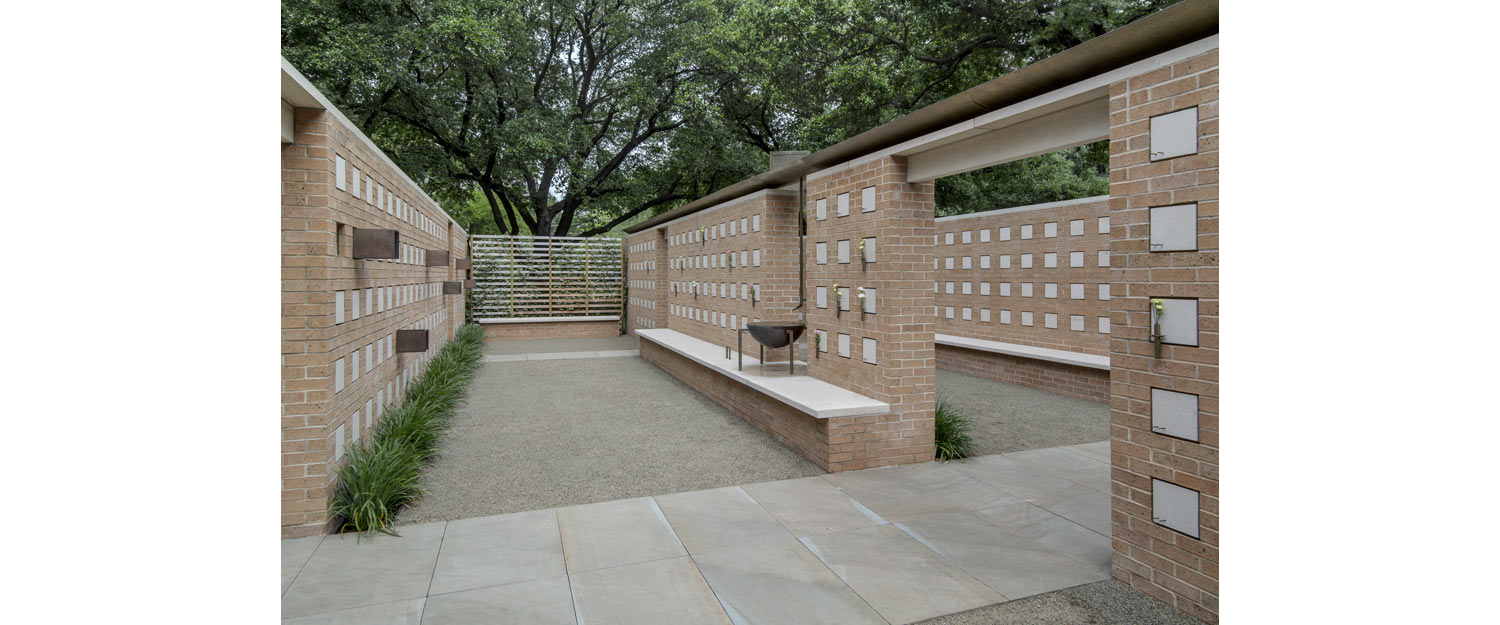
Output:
282 441 1112 625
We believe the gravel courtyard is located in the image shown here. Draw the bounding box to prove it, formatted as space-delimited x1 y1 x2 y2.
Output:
399 336 1109 525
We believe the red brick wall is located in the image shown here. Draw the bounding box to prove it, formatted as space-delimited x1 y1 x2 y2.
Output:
282 106 469 538
1106 48 1219 623
936 344 1109 402
480 319 620 340
625 229 668 331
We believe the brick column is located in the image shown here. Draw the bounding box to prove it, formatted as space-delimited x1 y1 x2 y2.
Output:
804 155 936 469
1106 48 1219 623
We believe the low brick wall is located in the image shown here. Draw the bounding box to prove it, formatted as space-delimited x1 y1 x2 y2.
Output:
639 340 918 472
937 344 1109 403
480 319 620 341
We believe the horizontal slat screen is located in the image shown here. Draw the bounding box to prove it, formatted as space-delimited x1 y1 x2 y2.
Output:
471 235 623 318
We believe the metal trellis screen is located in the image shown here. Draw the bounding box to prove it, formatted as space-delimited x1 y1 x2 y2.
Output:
470 235 623 320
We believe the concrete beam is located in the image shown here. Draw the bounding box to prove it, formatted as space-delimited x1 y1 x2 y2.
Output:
905 98 1110 182
281 99 295 143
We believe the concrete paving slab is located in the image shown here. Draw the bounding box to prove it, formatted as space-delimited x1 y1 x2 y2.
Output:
420 577 575 625
800 525 1002 625
557 497 686 573
481 354 527 363
823 462 1020 522
429 509 565 595
692 541 887 625
594 350 641 358
741 476 888 538
946 455 1092 503
1033 488 1111 536
569 556 732 625
281 598 425 625
895 511 1104 601
281 523 446 618
654 486 799 555
976 503 1112 575
526 351 601 361
1058 440 1111 464
1004 447 1111 491
282 535 324 595
482 335 639 355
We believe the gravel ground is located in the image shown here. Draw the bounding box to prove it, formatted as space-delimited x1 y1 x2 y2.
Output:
935 370 1110 455
396 353 822 524
481 334 639 355
914 579 1202 625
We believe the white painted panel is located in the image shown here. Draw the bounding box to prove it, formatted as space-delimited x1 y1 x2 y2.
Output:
1150 108 1199 161
1099 284 1111 300
1021 311 1033 326
1044 313 1058 328
945 232 954 245
741 217 748 233
862 338 877 364
1044 222 1058 238
1099 250 1110 267
816 242 827 264
754 215 761 231
980 282 991 296
980 309 991 322
1152 298 1199 346
979 255 990 269
1044 283 1056 299
999 227 1011 241
1070 315 1084 331
1070 283 1084 299
1098 216 1110 234
1070 219 1084 236
999 254 1011 269
962 282 972 295
1021 225 1033 239
1151 388 1200 441
816 286 827 308
838 287 850 311
753 250 761 266
334 425 344 459
863 288 876 314
862 237 876 262
1070 251 1084 267
815 329 829 352
816 198 827 220
1000 310 1011 324
962 256 972 270
837 192 849 216
979 229 991 243
351 290 360 319
837 240 850 264
1044 253 1057 268
1152 479 1200 538
1150 203 1198 252
335 290 345 324
946 257 955 270
1099 317 1111 334
335 358 345 393
862 186 876 213
1021 254 1033 269
961 307 972 321
335 156 347 191
838 333 851 358
946 282 955 294
961 230 972 244
945 306 955 319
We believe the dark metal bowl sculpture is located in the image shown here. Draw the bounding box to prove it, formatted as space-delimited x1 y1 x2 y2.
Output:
747 322 805 348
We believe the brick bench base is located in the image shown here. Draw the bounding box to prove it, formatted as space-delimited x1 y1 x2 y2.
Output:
937 343 1109 403
639 340 922 472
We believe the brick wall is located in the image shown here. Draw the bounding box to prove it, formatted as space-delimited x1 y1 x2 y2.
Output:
658 190 802 349
625 229 668 331
803 155 937 470
281 102 468 538
933 197 1112 355
1106 48 1219 623
936 344 1109 402
479 319 619 340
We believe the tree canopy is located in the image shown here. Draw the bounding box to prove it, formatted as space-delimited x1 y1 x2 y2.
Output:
282 0 1176 236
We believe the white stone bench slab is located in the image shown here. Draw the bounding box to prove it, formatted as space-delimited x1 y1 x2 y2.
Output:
936 334 1110 370
636 329 889 419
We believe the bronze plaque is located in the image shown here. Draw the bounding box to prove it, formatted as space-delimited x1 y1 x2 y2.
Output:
395 329 429 353
352 229 399 259
425 250 450 267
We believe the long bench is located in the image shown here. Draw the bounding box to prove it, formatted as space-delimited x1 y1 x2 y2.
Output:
934 333 1111 403
935 333 1110 370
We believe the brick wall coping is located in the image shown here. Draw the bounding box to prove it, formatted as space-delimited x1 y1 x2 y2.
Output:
637 329 889 418
282 57 468 238
934 195 1109 223
649 188 798 232
937 333 1110 370
477 316 620 324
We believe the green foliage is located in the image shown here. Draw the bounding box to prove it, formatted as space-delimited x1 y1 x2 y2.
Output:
329 324 487 535
934 397 976 461
935 141 1110 216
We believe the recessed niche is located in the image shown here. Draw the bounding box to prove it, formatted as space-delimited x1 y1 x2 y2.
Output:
396 329 429 353
1151 479 1200 538
838 333 851 358
816 242 828 264
837 193 850 216
1044 283 1057 299
1151 298 1199 346
1150 107 1199 161
945 257 955 270
816 198 827 220
1000 255 1011 269
961 307 972 321
1150 203 1198 252
1044 313 1058 328
980 309 991 322
945 232 955 245
961 282 972 295
1151 388 1200 441
335 156 347 191
1070 219 1084 236
1000 310 1012 324
837 240 851 264
999 227 1011 241
862 186 876 213
1044 222 1058 238
962 230 972 244
862 237 876 262
999 283 1010 297
837 287 850 311
980 229 991 243
1098 217 1110 234
1020 283 1032 297
1098 251 1110 267
1021 311 1034 326
980 255 990 269
1070 251 1084 267
1070 284 1084 299
962 256 972 270
863 288 876 314
945 306 955 319
1099 317 1111 333
980 282 991 295
1021 254 1033 269
1044 253 1057 268
815 329 829 352
353 229 400 259
1021 225 1034 240
1070 315 1085 331
862 338 877 364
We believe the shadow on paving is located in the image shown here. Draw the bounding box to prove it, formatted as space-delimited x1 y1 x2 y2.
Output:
913 579 1204 625
936 370 1110 456
397 350 822 524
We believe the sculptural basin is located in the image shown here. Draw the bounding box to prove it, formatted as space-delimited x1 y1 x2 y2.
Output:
747 322 805 349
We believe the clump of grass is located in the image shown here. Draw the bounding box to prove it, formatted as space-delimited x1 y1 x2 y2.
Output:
934 397 976 461
330 323 486 535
